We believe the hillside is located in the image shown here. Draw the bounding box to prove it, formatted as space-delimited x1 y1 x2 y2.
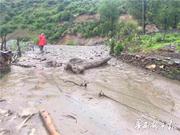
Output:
0 0 99 43
1 0 179 53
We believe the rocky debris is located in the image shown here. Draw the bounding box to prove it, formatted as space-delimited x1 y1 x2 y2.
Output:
65 57 111 74
159 44 177 53
0 108 13 117
119 53 180 80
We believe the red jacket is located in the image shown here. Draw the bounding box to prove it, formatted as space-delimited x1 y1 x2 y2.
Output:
38 34 47 46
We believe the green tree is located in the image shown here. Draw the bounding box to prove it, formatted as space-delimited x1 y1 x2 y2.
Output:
125 0 180 30
0 25 14 50
98 0 120 36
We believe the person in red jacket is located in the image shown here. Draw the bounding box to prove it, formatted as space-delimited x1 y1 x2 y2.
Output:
37 33 47 53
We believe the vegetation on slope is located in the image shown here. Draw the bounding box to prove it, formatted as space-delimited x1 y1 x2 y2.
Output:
0 0 98 43
0 0 180 54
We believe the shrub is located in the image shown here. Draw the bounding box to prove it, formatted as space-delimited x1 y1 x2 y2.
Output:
107 38 116 54
116 20 139 37
152 34 162 42
60 11 72 22
114 42 124 55
106 38 124 55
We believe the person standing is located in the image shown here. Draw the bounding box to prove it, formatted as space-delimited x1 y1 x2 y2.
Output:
37 33 47 53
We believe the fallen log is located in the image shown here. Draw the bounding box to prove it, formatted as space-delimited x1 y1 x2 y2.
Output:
65 57 111 74
12 63 36 68
39 110 61 135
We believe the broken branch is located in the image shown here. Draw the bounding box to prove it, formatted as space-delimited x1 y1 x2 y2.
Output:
63 80 87 87
17 113 35 130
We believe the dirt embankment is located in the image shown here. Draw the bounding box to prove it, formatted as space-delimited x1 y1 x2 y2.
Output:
57 14 106 46
57 34 107 46
119 53 180 80
75 14 100 23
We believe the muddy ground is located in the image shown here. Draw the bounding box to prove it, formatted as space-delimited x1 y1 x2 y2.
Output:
0 45 180 135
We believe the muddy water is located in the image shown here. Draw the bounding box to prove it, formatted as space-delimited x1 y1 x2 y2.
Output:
0 45 180 135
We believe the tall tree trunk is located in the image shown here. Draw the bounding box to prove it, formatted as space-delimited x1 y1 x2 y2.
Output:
173 15 177 29
1 36 4 50
17 38 22 57
4 36 7 50
142 0 147 34
163 18 168 41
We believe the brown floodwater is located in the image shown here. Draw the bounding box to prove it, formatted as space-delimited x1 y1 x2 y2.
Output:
0 45 180 135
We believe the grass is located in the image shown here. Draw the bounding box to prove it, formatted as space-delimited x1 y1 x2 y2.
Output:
66 40 78 46
128 32 180 53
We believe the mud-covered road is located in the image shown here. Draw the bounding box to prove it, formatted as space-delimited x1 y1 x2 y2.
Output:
0 45 180 135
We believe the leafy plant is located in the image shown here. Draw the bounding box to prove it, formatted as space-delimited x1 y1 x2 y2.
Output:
114 42 124 55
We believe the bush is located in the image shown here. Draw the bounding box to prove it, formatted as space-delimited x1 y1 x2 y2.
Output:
60 11 72 22
153 34 163 42
106 38 124 55
116 20 139 39
114 42 124 55
107 38 116 54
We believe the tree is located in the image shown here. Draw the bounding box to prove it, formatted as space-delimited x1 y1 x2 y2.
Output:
125 0 143 23
125 0 180 30
98 0 120 36
0 25 14 50
142 0 147 34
